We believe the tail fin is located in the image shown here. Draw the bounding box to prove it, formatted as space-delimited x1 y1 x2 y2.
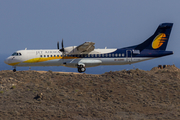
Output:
135 23 173 51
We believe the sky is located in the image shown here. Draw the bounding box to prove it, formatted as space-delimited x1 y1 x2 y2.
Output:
0 0 180 72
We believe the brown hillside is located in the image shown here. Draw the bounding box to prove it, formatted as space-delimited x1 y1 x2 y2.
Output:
0 65 180 120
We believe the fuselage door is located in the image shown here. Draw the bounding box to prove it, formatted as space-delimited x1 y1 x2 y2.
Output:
126 50 132 62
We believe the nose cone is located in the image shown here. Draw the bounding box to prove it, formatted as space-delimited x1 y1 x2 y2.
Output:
4 58 9 64
4 56 13 65
4 56 21 66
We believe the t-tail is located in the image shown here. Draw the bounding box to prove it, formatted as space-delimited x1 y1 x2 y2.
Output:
135 23 173 51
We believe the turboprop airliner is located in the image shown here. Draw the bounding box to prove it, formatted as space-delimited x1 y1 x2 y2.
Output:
4 23 173 73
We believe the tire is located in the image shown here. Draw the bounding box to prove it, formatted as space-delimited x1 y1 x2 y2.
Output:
78 68 82 73
77 66 86 73
81 67 86 72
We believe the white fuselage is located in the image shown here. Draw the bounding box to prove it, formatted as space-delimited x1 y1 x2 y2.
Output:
4 48 152 68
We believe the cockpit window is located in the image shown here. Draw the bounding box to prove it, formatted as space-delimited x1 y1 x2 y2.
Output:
12 52 22 56
12 52 17 56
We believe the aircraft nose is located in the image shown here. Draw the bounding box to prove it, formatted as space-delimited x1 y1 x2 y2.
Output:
4 58 9 64
4 57 11 64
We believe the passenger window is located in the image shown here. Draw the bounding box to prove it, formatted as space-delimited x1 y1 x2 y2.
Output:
109 54 111 57
54 55 56 57
47 55 49 57
102 54 104 57
119 54 121 57
112 54 114 57
115 54 118 57
51 55 53 57
40 55 42 57
57 55 59 57
122 54 125 57
44 55 46 57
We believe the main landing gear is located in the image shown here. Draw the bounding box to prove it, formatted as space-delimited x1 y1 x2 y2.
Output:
77 65 86 73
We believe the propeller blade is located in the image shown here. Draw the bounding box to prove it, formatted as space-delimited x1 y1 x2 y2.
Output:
60 39 64 52
57 41 59 50
61 39 64 49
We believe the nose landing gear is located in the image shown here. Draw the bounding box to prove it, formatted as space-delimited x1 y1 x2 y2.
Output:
13 66 16 72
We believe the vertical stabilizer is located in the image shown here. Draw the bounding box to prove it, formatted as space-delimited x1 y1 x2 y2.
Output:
135 23 173 51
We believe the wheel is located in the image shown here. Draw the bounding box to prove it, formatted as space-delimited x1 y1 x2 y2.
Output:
13 69 16 72
81 67 86 72
77 65 86 73
78 68 82 73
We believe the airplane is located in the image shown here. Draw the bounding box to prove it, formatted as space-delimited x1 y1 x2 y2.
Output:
4 23 173 73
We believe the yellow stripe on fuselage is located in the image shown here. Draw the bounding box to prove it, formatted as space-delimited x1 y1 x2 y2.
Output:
8 62 21 66
8 56 79 66
23 56 79 63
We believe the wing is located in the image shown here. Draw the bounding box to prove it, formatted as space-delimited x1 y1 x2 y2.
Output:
76 42 95 53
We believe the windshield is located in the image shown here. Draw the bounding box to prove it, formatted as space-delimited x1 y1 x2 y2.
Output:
12 52 22 56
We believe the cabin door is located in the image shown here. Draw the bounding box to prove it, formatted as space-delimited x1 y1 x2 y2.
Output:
126 50 132 63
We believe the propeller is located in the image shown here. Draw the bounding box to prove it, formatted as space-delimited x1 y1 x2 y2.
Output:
57 39 65 52
57 39 65 57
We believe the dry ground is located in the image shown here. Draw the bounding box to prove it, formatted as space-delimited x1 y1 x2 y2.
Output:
0 65 180 120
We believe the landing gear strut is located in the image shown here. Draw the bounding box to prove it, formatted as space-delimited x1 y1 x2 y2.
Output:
77 65 86 73
13 66 16 72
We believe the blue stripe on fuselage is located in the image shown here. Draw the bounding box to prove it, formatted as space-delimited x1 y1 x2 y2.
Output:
111 48 173 57
134 49 173 57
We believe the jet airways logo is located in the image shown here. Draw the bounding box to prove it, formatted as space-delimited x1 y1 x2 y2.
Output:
152 33 167 49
